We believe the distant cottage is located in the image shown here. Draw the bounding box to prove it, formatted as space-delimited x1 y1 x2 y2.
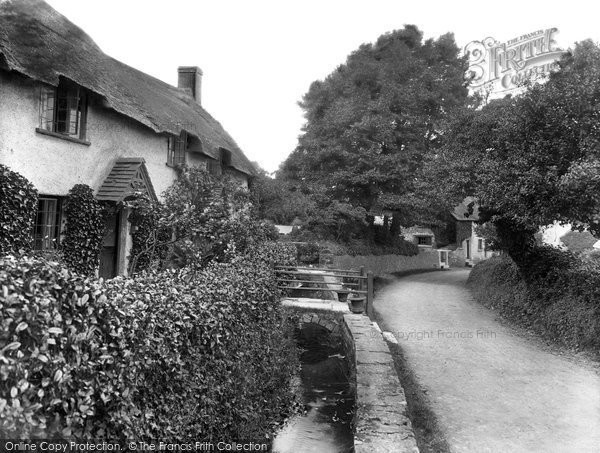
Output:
450 197 495 266
0 0 255 277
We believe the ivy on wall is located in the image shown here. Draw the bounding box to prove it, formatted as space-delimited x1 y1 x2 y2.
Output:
62 184 105 276
0 164 38 255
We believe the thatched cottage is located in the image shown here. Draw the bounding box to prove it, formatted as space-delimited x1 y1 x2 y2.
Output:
0 0 255 277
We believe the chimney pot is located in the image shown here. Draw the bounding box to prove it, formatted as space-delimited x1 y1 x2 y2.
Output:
177 66 203 105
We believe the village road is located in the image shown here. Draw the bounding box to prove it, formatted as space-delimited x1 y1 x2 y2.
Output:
374 269 600 453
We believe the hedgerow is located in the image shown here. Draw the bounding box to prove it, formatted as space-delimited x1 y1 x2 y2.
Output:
62 184 105 276
0 241 298 440
467 249 600 352
0 164 38 255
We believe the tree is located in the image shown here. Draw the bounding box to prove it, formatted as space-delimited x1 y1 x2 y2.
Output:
251 169 316 224
281 25 469 233
427 40 600 268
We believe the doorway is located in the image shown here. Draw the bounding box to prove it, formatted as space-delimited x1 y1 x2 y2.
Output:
99 210 120 279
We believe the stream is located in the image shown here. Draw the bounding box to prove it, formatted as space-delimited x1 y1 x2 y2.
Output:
273 323 355 453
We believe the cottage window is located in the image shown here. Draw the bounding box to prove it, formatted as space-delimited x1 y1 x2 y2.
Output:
417 236 432 246
167 132 187 167
220 148 232 167
478 238 484 251
33 197 61 251
39 82 87 139
207 159 221 175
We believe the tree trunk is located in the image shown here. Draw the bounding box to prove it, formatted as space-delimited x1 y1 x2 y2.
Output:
494 218 537 278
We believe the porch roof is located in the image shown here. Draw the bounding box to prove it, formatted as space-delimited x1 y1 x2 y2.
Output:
96 158 157 203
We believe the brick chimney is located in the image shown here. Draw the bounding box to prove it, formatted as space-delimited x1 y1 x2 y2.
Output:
177 66 203 104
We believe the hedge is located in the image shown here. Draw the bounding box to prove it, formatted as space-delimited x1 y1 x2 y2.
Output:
62 184 105 276
467 250 600 352
0 164 38 255
0 241 298 439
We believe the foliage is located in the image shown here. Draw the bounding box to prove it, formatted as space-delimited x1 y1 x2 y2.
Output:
61 184 105 276
251 171 316 224
559 230 597 253
427 41 600 267
248 241 297 267
0 165 38 255
317 238 418 257
294 242 320 265
306 200 367 242
0 248 298 440
473 222 502 251
281 25 469 231
468 252 600 352
127 166 278 273
126 190 170 274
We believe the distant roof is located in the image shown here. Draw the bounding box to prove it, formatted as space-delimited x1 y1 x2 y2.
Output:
403 226 435 236
96 158 157 202
274 225 294 235
0 0 255 176
451 197 480 221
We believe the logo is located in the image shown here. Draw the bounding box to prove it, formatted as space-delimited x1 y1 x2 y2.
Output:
465 28 567 95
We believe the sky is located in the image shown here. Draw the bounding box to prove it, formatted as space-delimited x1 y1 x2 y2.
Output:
45 0 600 173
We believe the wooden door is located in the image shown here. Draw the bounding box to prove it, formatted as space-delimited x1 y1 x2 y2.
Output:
99 210 119 279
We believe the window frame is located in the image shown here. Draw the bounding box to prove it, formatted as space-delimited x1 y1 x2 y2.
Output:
38 81 88 142
207 159 221 176
33 197 63 251
167 131 188 167
478 238 484 251
220 148 232 168
417 235 433 246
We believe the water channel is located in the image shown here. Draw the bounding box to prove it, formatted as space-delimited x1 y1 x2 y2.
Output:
273 322 355 453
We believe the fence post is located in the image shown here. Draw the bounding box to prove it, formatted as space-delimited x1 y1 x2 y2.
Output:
359 266 365 291
367 271 374 318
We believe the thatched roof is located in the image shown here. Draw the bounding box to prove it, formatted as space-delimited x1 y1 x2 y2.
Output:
0 0 256 176
451 197 480 221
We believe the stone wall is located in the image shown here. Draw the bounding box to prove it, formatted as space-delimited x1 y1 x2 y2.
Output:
282 290 419 451
332 249 440 276
344 314 419 452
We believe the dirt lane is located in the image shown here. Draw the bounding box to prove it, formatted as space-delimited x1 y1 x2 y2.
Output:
374 269 600 453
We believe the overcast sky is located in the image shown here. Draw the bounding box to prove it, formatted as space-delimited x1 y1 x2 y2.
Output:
45 0 600 173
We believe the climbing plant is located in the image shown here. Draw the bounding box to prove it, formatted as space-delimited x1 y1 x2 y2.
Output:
0 164 38 255
62 184 105 275
127 189 170 275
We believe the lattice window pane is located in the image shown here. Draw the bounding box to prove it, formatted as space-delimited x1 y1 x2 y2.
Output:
40 83 85 138
168 132 187 166
39 86 56 131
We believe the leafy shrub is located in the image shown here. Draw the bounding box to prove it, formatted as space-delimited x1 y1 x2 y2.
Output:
126 190 170 274
61 184 105 276
0 165 38 255
249 241 297 267
295 242 320 264
0 252 298 440
468 252 600 352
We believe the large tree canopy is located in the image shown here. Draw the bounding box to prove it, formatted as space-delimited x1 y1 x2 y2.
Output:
281 25 469 230
427 40 600 265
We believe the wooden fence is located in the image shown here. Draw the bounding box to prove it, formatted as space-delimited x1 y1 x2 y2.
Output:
275 265 374 317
